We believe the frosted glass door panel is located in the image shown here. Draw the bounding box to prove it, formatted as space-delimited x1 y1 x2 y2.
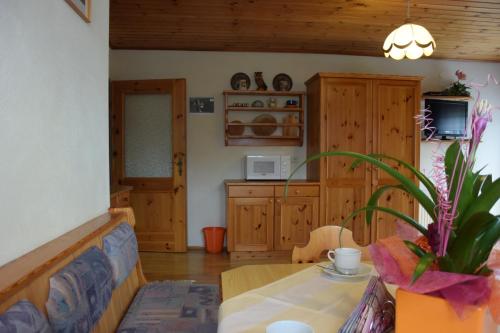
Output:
124 94 172 178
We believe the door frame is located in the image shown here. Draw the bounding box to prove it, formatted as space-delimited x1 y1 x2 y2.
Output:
110 79 187 252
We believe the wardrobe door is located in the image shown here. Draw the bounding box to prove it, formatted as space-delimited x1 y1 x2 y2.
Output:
372 80 420 241
323 78 373 245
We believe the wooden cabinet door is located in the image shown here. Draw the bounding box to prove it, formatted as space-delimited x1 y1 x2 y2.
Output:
274 197 319 250
323 78 373 245
372 80 420 240
227 197 274 252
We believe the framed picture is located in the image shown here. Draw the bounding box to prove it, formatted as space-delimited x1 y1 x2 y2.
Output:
65 0 91 23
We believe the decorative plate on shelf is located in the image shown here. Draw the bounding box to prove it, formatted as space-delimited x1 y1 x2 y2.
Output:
230 72 251 90
251 114 277 136
251 100 265 108
228 120 245 136
273 73 293 91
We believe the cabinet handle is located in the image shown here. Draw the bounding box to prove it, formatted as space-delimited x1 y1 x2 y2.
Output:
276 199 281 203
269 199 273 203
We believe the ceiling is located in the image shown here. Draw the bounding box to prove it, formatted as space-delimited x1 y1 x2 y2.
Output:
110 0 500 62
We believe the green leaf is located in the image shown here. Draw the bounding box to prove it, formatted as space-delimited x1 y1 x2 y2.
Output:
339 205 428 237
481 175 493 193
365 184 406 226
448 213 500 274
404 240 426 258
289 151 437 220
444 141 475 228
351 153 438 204
412 253 436 284
437 255 457 273
472 174 487 199
460 178 500 225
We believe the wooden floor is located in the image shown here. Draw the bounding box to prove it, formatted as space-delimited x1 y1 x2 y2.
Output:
139 249 291 285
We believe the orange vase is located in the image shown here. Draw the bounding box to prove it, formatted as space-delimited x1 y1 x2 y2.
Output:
396 289 496 333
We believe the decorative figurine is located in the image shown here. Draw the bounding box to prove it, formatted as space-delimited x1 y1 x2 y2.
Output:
268 97 277 108
254 72 268 91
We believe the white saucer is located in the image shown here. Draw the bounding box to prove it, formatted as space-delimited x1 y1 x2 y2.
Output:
318 262 372 279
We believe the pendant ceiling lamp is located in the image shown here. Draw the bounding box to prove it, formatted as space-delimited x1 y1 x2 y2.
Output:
383 0 436 60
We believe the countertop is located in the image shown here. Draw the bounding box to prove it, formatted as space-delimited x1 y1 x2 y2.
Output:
224 179 319 186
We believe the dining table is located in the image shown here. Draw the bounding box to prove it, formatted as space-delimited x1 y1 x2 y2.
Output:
218 263 391 333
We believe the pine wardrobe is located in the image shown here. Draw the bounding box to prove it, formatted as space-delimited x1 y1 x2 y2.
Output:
305 73 421 245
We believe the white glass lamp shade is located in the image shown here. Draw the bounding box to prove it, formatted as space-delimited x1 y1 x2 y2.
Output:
383 23 436 60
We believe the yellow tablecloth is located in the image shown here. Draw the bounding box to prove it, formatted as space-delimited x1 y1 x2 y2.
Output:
218 265 387 333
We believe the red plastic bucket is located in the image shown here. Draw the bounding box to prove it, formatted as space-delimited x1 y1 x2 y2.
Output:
202 227 226 254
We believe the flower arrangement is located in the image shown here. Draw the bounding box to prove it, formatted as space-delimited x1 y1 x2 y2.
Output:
443 70 471 96
287 73 499 321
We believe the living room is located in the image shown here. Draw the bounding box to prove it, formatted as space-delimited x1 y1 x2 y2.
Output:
1 1 499 332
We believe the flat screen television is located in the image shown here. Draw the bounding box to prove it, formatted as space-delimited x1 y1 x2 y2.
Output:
424 99 468 139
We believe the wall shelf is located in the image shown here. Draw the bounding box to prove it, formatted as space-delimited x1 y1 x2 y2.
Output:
422 95 472 101
224 90 305 146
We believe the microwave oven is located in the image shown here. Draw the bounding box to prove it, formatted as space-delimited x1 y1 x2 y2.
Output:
245 155 291 180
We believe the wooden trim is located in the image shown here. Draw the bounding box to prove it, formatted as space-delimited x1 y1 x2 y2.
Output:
0 209 133 303
223 90 305 97
224 179 320 187
172 79 187 251
123 177 173 191
65 0 91 23
305 73 423 86
422 95 472 101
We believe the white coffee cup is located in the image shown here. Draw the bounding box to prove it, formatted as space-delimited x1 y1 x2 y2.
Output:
266 320 314 333
327 247 361 275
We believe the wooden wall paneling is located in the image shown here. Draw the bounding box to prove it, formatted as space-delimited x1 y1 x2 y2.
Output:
274 196 319 250
109 0 500 61
371 79 420 240
323 78 373 245
227 197 274 252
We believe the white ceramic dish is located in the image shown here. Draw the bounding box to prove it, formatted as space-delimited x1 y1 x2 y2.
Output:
266 320 314 333
318 262 372 279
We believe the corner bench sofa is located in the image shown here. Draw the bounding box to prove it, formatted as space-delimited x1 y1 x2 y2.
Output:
0 208 219 332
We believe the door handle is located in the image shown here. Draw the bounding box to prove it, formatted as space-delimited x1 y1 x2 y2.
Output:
176 157 183 176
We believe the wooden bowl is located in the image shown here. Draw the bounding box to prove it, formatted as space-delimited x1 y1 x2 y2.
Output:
228 120 245 136
251 114 277 136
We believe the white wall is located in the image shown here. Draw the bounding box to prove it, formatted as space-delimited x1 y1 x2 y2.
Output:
109 50 500 247
0 0 110 265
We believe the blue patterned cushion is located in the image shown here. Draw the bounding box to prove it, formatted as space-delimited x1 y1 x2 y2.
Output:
117 281 219 333
103 223 138 287
46 246 113 333
0 300 52 333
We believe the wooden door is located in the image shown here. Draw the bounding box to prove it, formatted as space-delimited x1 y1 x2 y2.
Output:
111 79 187 252
372 80 420 240
322 78 373 245
274 197 319 250
227 197 274 252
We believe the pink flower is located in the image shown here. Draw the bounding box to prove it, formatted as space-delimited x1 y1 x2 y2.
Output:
455 70 466 81
471 99 492 144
